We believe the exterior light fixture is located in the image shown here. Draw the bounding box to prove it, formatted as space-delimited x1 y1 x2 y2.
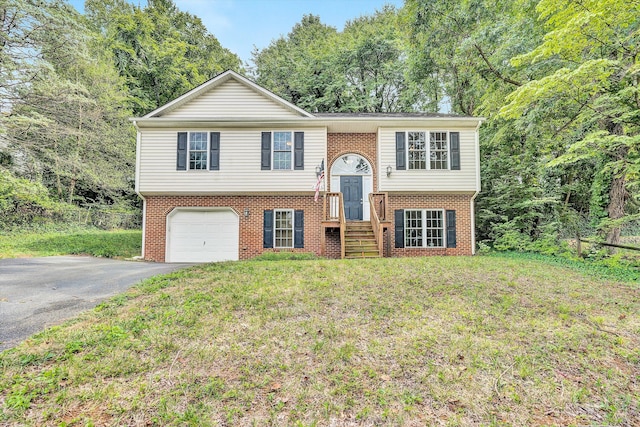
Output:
244 208 250 218
386 165 393 177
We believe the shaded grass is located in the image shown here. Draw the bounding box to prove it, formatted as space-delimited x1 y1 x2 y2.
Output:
0 229 142 259
0 256 638 426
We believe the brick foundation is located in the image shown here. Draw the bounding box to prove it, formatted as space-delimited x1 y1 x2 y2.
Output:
386 193 474 256
144 195 323 262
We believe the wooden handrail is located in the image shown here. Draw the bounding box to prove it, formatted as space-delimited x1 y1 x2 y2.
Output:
339 193 346 259
324 192 346 259
369 193 387 257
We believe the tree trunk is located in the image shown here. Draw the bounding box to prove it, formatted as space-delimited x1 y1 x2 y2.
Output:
604 122 628 247
605 173 626 246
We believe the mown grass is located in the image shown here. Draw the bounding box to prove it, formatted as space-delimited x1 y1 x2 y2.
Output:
0 229 142 259
0 256 638 426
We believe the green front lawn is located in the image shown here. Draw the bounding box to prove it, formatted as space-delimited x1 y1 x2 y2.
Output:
1 256 638 425
0 229 142 259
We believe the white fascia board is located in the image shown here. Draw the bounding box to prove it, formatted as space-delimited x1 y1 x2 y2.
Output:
130 116 485 131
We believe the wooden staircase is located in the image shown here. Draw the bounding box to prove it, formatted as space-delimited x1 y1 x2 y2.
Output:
344 221 380 259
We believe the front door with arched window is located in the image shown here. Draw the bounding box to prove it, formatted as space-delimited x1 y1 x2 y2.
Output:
330 154 373 221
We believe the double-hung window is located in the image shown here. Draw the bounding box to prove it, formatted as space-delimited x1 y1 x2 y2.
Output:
430 132 448 170
405 209 444 248
273 131 292 170
261 131 304 171
408 131 427 170
189 132 208 170
176 132 220 171
274 209 294 248
263 209 304 249
396 131 459 171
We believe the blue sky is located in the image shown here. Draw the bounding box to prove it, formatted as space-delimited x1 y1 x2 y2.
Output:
68 0 404 66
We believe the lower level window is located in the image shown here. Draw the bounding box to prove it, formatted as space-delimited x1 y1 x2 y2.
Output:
405 209 444 247
274 209 293 248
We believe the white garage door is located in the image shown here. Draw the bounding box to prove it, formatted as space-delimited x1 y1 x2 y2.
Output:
167 209 239 263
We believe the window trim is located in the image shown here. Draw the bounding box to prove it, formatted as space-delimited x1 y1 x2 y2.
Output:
402 131 451 171
271 131 293 171
188 131 209 171
404 209 446 248
274 209 294 249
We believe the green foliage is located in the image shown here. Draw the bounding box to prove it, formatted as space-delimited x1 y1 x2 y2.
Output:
0 169 69 227
0 229 142 259
252 8 412 113
488 251 640 283
85 0 242 115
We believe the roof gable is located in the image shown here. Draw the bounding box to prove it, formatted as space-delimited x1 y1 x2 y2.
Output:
143 70 313 119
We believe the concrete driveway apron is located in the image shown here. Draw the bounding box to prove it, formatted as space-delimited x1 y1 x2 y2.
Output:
0 256 190 351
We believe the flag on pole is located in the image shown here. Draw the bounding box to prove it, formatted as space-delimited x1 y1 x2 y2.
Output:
314 159 325 202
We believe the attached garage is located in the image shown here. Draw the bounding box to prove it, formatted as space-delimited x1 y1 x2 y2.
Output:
166 208 239 263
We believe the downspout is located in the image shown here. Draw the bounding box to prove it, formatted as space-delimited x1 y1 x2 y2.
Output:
133 121 146 259
471 119 483 255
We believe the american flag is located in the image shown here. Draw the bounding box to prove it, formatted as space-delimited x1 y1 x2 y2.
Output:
314 160 325 202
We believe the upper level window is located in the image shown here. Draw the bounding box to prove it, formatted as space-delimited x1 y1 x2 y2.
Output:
261 131 304 171
176 132 220 171
408 131 426 170
430 132 448 170
189 132 208 170
273 131 292 170
396 131 458 171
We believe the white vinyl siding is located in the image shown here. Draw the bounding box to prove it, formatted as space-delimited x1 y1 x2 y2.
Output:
137 128 325 194
161 80 303 119
378 128 479 192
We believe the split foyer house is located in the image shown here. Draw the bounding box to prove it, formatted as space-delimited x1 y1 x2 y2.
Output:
133 70 482 262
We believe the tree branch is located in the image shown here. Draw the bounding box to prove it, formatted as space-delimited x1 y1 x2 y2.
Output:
474 43 522 87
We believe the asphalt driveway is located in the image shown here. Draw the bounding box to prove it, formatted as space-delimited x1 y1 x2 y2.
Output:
0 256 190 351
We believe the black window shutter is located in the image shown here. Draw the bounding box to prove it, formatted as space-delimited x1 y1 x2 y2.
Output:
294 132 304 170
395 132 406 170
177 132 187 170
209 132 220 171
294 210 304 248
394 209 404 248
450 132 460 170
263 210 274 248
261 132 272 170
446 210 457 248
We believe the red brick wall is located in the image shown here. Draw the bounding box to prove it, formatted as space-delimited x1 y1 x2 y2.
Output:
327 133 378 191
144 195 323 262
386 194 474 256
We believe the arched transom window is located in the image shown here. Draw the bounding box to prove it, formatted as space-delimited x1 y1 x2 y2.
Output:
331 154 371 175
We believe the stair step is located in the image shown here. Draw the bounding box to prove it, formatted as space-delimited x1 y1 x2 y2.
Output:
345 254 381 259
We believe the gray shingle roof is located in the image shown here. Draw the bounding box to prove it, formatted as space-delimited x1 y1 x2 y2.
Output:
313 112 470 118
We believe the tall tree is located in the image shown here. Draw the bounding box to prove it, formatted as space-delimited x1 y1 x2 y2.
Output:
253 8 414 113
500 0 640 245
252 14 342 112
85 0 242 115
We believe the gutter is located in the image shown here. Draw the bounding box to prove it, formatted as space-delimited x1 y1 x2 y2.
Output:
470 119 483 255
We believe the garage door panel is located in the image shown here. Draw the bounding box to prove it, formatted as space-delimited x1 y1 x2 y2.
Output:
167 209 239 262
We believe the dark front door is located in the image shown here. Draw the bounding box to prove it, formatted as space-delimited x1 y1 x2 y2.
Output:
341 176 363 220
